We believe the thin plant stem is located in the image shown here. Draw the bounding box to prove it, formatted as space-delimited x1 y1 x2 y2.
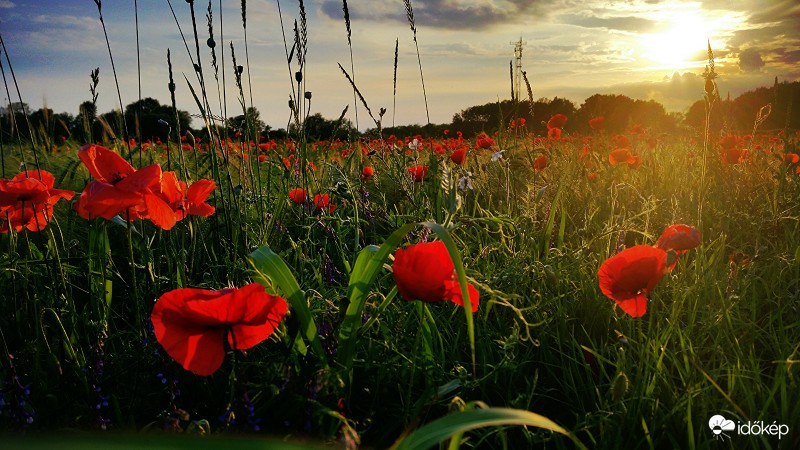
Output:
92 0 132 161
135 0 143 166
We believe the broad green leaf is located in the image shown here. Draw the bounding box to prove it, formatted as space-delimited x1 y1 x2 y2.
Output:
337 223 417 379
249 245 327 365
391 407 586 450
423 221 476 377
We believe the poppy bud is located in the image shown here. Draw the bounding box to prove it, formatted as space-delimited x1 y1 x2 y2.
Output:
237 65 244 75
543 265 558 289
295 71 303 82
611 372 629 401
207 37 216 48
304 91 312 100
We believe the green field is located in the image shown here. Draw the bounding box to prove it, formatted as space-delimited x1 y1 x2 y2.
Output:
1 2 799 449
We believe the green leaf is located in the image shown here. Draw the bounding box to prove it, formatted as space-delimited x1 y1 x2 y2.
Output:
337 223 417 379
183 74 206 119
249 245 327 365
422 221 477 377
391 407 586 450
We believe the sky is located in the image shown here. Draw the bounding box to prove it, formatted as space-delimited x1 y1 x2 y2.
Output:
0 0 798 131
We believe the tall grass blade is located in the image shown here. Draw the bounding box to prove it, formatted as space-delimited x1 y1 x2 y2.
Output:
337 223 416 379
249 245 327 365
390 406 585 450
423 221 476 377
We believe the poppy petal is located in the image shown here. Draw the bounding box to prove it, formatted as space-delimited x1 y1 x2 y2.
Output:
79 144 135 183
443 279 480 312
144 192 178 230
615 295 648 318
116 164 161 193
74 181 142 220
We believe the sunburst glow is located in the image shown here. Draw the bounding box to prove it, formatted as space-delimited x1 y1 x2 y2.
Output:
638 4 747 71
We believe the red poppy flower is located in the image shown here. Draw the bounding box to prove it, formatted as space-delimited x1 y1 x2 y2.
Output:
406 165 429 182
547 127 562 140
783 153 799 164
609 148 641 168
313 193 337 212
74 144 162 220
533 154 548 171
0 170 74 233
392 241 479 312
597 245 667 317
449 148 466 165
655 224 701 271
547 114 567 130
719 134 740 151
361 166 374 179
288 188 307 204
475 134 495 150
589 116 604 131
151 283 288 376
157 171 217 224
611 134 630 148
719 146 749 164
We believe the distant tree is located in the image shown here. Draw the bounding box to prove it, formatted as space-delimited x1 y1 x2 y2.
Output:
301 113 356 141
4 101 32 116
451 97 577 137
124 97 191 142
73 100 98 142
226 106 266 137
683 81 800 134
451 99 521 137
574 94 678 134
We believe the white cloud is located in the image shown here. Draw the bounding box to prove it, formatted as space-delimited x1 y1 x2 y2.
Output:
0 1 15 9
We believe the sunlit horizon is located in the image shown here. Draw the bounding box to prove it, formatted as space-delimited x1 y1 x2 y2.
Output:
0 0 796 128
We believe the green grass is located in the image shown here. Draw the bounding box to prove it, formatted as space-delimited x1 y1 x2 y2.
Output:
1 4 799 445
1 127 797 450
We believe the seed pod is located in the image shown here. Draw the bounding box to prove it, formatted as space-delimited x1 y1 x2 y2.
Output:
611 371 629 401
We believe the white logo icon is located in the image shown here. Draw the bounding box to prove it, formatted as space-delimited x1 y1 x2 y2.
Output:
708 414 736 440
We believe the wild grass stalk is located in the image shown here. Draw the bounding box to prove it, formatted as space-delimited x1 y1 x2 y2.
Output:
510 60 515 101
522 70 535 120
393 37 399 128
403 0 430 125
0 32 40 172
338 63 383 137
240 0 255 121
699 40 719 228
92 0 132 161
342 0 359 131
134 0 143 166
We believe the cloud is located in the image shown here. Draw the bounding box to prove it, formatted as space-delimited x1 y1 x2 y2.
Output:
320 0 550 31
738 48 764 72
557 13 656 32
0 1 15 9
772 48 800 65
31 14 98 28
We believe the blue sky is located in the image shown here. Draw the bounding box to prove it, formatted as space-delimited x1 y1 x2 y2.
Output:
1 0 797 130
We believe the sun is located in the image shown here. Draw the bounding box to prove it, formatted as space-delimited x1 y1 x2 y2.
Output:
640 12 709 70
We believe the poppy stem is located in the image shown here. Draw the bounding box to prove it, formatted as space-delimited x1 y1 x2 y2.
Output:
225 326 238 406
125 212 141 333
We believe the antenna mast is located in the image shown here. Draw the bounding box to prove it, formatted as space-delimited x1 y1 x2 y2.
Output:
510 37 525 102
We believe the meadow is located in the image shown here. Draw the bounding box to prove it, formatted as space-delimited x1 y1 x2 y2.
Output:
1 1 799 449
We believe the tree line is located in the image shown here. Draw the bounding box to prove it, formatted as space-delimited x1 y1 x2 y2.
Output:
1 79 796 146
